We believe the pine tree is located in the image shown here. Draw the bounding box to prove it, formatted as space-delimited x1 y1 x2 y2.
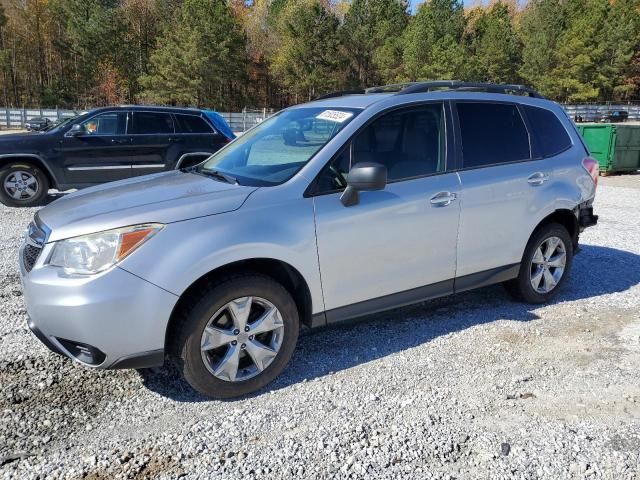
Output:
141 0 247 109
340 0 409 87
599 0 640 100
465 3 521 83
270 0 345 101
518 0 566 95
401 0 466 81
547 0 609 101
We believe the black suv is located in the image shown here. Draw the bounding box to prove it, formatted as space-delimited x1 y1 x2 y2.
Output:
0 106 233 207
598 110 629 123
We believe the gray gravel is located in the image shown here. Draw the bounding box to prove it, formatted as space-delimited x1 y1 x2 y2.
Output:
1 176 640 479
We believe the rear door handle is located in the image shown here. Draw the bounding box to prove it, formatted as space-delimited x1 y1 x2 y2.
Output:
528 172 550 186
168 137 183 143
430 191 457 207
111 138 130 145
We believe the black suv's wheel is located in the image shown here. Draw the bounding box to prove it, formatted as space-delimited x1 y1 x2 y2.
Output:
0 162 49 207
174 274 299 399
504 223 574 304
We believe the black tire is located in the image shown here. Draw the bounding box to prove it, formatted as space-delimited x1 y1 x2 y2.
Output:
0 162 50 207
174 274 299 399
504 223 574 304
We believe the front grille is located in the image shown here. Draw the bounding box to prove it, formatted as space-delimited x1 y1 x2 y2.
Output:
23 244 42 272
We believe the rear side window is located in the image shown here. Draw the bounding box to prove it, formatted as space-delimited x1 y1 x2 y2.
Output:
523 105 572 157
174 114 214 134
457 102 530 168
130 112 174 134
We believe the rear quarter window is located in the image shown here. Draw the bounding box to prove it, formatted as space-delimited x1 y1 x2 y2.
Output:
523 105 572 157
175 114 215 134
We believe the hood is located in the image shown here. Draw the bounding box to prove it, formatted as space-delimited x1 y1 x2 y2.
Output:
0 132 45 141
38 170 257 242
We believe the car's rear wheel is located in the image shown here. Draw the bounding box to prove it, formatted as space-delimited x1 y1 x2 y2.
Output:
504 223 573 304
0 163 49 207
174 274 299 399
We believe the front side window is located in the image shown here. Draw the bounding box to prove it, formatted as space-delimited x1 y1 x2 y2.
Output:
201 107 360 186
315 103 446 192
457 102 530 168
81 112 126 136
523 105 572 158
130 112 174 135
175 114 214 134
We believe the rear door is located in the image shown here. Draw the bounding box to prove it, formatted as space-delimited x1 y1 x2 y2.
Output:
128 111 176 177
59 111 132 184
172 113 229 169
453 101 557 282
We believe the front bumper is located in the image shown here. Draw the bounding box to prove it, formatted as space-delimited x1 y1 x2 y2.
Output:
20 244 178 369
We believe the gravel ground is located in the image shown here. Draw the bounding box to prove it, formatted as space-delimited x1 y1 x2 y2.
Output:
1 175 640 479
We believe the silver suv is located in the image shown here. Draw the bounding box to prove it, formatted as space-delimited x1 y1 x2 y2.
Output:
19 82 599 399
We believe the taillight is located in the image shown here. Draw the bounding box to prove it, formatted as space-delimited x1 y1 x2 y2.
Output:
582 157 599 188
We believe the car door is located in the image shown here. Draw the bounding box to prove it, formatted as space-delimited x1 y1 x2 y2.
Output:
172 113 229 169
59 111 132 184
453 101 557 282
128 111 176 177
311 103 461 320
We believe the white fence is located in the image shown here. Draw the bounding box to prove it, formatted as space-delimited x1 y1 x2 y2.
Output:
0 107 275 132
562 104 640 122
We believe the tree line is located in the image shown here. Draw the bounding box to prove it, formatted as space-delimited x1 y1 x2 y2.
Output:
0 0 638 110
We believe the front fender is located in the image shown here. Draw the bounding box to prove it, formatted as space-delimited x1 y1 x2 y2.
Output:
118 196 325 314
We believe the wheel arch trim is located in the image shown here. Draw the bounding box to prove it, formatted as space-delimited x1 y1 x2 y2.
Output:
0 153 58 186
163 257 318 355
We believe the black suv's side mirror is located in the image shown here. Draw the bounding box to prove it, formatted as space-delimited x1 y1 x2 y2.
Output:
67 124 86 137
340 162 387 207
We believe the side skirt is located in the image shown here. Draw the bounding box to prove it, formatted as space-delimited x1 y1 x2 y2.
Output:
315 263 520 326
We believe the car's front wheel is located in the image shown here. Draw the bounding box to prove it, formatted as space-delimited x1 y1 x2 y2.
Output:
0 162 49 207
504 223 574 304
174 274 300 399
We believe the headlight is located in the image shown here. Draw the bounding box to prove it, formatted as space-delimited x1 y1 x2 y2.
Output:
47 223 163 275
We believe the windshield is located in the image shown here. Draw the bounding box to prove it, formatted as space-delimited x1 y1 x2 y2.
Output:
200 107 360 186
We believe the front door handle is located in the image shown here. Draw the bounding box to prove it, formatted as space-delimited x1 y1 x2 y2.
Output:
168 137 183 143
111 138 130 145
528 172 550 186
430 191 457 207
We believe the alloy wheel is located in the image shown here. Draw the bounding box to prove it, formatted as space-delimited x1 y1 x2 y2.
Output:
530 236 567 294
200 296 285 382
3 171 39 200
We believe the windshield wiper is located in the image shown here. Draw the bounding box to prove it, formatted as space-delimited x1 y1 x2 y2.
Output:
199 169 239 185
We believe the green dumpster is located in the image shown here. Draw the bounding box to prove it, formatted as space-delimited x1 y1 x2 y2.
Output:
576 124 640 175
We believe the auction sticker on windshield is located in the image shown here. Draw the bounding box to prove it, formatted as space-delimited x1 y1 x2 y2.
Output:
316 110 354 123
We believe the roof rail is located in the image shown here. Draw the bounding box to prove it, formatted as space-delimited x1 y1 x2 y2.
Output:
315 89 366 100
396 80 544 98
316 80 544 100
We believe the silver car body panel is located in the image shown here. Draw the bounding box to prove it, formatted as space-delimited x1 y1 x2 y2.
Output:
314 172 462 311
38 170 257 242
119 186 325 315
19 245 178 368
19 90 597 369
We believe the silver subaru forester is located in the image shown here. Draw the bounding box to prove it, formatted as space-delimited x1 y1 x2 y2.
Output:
19 82 599 399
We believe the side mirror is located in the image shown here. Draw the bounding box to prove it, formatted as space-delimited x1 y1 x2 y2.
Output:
67 124 86 137
340 162 387 207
